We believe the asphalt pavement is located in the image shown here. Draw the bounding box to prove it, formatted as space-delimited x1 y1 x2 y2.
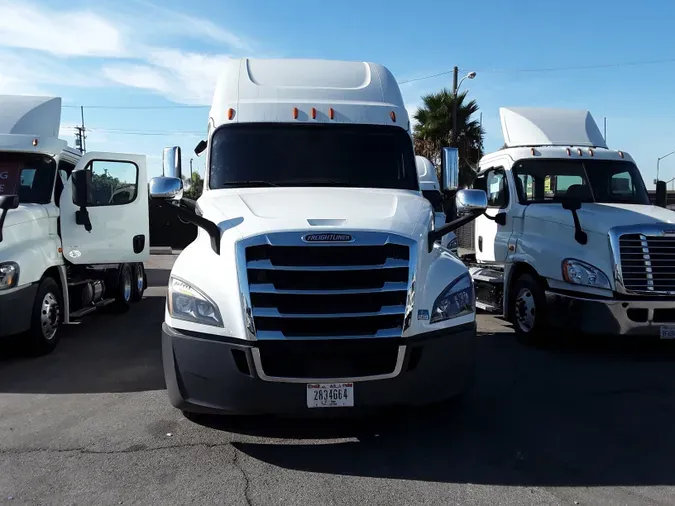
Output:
1 255 675 505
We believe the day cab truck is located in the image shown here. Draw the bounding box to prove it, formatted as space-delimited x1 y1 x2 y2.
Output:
149 57 489 418
461 106 675 344
0 95 149 355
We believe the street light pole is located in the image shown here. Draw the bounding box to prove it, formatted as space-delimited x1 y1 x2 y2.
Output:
657 149 675 183
451 66 458 147
451 67 477 147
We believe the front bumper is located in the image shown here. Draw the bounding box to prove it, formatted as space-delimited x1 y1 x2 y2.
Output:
162 321 476 415
0 283 37 338
546 290 675 336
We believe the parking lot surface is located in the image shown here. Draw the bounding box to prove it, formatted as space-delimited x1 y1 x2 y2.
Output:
1 255 675 505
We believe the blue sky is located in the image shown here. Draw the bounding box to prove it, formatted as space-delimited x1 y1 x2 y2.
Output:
2 0 675 187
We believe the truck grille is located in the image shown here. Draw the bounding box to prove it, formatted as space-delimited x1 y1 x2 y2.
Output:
619 234 675 293
244 242 411 339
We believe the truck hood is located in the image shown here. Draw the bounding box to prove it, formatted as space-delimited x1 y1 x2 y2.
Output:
525 203 675 234
2 204 49 229
198 187 431 240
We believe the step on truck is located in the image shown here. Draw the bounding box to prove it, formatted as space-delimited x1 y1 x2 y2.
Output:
149 58 489 417
461 106 675 343
0 95 149 355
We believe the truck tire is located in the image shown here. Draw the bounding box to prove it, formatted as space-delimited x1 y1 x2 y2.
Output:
113 264 133 312
131 263 145 302
27 276 63 356
509 273 548 346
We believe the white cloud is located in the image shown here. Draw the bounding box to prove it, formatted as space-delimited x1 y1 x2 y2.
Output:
0 0 252 104
0 0 126 57
103 50 232 105
0 49 104 95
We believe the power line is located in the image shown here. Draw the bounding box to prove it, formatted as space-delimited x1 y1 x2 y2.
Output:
58 56 675 112
400 57 675 85
88 128 203 136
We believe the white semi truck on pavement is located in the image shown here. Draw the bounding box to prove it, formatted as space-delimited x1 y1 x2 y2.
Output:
461 106 675 344
150 58 489 418
0 95 149 355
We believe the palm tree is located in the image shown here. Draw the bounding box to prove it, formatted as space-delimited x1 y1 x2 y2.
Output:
413 89 484 187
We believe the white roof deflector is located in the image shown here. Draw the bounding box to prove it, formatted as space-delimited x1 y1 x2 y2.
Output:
0 95 62 138
499 107 607 149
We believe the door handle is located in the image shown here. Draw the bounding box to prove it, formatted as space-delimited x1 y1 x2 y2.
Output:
478 236 483 252
133 235 146 254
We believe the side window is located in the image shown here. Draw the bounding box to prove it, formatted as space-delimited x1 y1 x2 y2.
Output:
77 160 138 206
517 174 534 200
610 171 635 197
55 160 75 207
486 169 509 208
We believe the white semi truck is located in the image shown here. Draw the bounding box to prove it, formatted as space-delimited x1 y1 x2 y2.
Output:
149 58 489 418
0 95 149 355
461 106 675 344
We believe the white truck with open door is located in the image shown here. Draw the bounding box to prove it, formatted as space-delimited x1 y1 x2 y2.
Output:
460 106 675 344
0 95 149 355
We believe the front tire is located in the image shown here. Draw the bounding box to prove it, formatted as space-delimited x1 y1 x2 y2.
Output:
27 277 63 356
510 273 548 346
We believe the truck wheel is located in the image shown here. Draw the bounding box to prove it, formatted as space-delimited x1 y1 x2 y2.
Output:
510 273 548 346
113 264 133 312
131 263 145 302
27 277 63 356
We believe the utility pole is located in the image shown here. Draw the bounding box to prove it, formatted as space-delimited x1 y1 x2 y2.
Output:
80 106 87 152
189 158 194 182
74 106 87 153
451 66 458 147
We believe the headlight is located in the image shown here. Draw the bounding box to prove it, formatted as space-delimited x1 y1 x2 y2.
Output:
562 259 611 290
0 262 19 290
168 276 223 327
430 272 475 324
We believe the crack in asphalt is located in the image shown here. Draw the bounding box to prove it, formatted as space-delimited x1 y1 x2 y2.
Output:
0 441 234 456
233 446 253 506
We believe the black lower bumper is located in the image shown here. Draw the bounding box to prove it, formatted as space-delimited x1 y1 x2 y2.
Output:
545 290 675 336
0 284 37 338
162 322 477 415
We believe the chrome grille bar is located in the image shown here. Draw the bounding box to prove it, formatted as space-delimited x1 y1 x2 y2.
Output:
239 233 414 340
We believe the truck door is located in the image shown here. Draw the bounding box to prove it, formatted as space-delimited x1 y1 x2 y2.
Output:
473 166 513 263
59 152 149 265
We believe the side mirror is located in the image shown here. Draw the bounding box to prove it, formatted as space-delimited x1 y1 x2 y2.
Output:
656 180 667 208
149 176 184 200
561 197 582 211
0 194 19 243
0 195 19 211
72 170 92 207
163 146 182 179
194 140 207 156
456 189 487 216
441 147 459 192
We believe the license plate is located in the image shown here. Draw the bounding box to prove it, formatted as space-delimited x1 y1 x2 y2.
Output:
660 326 675 340
306 383 354 408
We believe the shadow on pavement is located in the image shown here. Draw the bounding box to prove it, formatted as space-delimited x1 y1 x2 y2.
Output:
0 289 167 395
226 333 675 487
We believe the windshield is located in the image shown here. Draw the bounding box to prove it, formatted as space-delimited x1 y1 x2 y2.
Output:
0 152 56 204
209 124 419 191
512 158 650 205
